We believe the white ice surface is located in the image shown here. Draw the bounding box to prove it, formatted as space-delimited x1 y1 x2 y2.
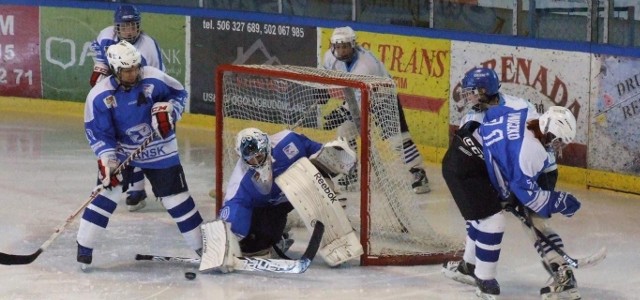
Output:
1 111 639 299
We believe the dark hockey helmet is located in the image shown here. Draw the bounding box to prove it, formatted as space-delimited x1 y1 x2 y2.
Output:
461 67 501 105
114 4 141 44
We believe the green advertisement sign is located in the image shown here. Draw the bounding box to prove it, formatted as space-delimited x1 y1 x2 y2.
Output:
40 7 185 102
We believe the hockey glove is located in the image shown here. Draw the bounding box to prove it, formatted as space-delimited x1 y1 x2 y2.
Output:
151 102 175 139
90 63 110 87
323 105 352 130
98 152 122 188
549 191 581 217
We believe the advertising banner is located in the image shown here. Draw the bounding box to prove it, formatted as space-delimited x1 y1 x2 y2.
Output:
591 55 640 175
39 7 185 102
319 28 451 147
189 17 317 115
0 6 42 98
450 41 590 168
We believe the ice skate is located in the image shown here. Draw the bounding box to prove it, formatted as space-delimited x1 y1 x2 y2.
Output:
475 278 500 300
410 167 430 194
442 260 477 286
126 190 147 212
77 242 93 272
540 263 581 300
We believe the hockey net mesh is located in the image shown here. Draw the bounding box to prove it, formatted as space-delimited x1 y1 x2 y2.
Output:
215 64 461 265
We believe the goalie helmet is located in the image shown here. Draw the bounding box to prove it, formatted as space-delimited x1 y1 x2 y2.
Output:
114 4 141 44
330 26 357 62
460 67 501 105
235 128 271 169
539 106 576 150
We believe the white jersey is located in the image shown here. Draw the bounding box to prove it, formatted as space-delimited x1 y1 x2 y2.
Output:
90 26 165 71
322 46 390 78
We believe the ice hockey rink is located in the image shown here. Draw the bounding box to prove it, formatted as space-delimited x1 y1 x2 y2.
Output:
1 100 639 300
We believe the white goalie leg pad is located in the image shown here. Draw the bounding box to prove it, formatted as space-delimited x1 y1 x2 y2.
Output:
275 157 363 266
199 220 241 273
309 137 357 175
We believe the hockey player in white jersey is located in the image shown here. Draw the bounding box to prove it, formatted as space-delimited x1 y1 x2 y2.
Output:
77 41 204 269
480 103 582 299
89 4 165 211
321 26 430 194
199 127 362 272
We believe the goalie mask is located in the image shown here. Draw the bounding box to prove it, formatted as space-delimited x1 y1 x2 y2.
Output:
460 67 501 108
236 127 272 165
236 128 273 184
106 40 142 89
539 106 576 155
114 4 141 44
330 26 356 62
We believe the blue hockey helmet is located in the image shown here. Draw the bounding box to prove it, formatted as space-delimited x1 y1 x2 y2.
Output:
460 67 501 104
114 5 141 44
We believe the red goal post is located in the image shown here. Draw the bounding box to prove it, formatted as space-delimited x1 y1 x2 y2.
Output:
214 64 461 266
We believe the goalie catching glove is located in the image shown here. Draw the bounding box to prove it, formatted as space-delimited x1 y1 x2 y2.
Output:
97 151 122 188
151 102 176 139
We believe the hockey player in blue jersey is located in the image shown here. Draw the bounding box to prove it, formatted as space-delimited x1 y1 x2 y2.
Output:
441 68 577 299
203 127 361 269
441 68 540 299
89 4 166 211
76 40 203 269
480 104 581 299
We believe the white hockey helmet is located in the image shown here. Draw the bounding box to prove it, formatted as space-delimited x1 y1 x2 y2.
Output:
539 106 576 148
330 26 356 46
106 40 142 74
235 128 271 168
330 26 357 62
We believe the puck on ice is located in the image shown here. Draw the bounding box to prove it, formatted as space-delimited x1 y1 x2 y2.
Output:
185 272 196 280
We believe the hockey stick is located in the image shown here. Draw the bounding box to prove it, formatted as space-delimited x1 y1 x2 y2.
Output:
506 206 607 269
0 134 155 265
136 221 324 274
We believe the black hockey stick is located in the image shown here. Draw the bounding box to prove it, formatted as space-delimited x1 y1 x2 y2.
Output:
0 134 155 265
506 206 606 269
136 221 324 274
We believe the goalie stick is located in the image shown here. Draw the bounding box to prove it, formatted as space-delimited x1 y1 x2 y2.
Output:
506 206 607 269
0 134 155 265
135 220 324 274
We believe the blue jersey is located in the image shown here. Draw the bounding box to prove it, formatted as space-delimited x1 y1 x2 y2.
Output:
84 66 187 169
91 26 164 71
479 102 564 218
220 130 323 237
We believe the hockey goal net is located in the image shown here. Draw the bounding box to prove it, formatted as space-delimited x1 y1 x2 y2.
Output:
214 64 461 265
